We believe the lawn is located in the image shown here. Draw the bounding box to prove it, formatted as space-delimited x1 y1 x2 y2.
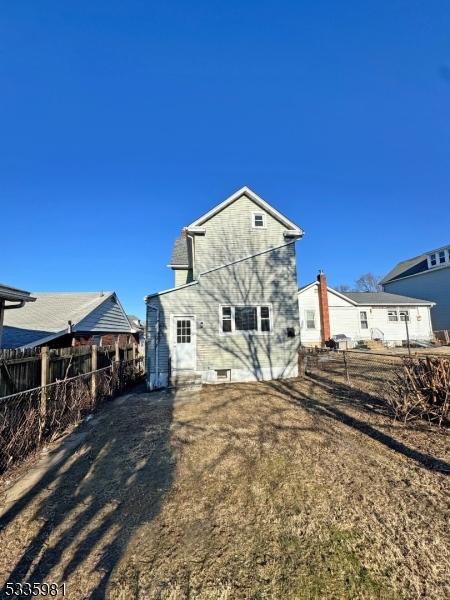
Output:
0 377 449 599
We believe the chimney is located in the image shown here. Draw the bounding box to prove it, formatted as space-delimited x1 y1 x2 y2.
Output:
317 270 331 345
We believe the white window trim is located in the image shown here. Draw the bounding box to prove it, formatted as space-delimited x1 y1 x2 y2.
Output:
219 304 273 335
427 248 450 269
386 308 410 323
305 309 316 330
251 211 267 229
359 310 369 329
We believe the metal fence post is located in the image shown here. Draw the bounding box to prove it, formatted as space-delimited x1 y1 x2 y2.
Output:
91 344 97 402
343 350 351 385
40 346 49 438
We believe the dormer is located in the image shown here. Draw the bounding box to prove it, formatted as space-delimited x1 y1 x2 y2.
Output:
427 246 450 270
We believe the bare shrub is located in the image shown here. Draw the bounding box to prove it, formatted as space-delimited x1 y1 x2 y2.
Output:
388 357 450 425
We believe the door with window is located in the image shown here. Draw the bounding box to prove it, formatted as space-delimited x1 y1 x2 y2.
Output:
172 316 196 370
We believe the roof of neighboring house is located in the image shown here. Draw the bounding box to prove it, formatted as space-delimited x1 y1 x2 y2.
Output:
2 291 132 348
127 314 144 331
298 283 434 306
343 292 435 306
380 245 450 284
0 283 35 304
187 186 304 233
169 235 190 267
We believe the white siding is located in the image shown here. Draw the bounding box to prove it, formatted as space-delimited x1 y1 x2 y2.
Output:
298 284 434 345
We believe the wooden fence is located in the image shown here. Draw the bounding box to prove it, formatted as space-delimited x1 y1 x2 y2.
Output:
0 343 139 398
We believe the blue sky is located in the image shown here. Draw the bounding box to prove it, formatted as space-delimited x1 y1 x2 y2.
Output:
1 1 449 318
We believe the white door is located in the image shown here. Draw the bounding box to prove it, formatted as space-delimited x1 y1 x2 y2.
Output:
173 316 196 370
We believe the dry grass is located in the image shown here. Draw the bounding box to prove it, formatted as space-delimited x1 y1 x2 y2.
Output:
0 379 449 599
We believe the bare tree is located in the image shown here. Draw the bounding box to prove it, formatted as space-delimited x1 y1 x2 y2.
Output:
355 272 382 292
335 284 352 293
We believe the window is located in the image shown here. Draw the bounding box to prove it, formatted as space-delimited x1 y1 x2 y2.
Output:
252 212 266 228
399 310 409 322
360 311 368 329
176 319 191 343
222 306 232 332
438 250 446 264
260 306 271 332
388 310 398 322
235 306 257 331
306 310 316 329
221 305 272 333
429 253 437 266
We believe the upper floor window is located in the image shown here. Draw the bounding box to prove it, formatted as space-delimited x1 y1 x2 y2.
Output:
428 248 450 269
252 212 266 229
221 305 272 334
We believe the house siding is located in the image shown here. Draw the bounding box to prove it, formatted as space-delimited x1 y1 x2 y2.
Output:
174 268 193 287
147 243 300 385
299 286 434 345
193 194 289 276
383 267 450 330
75 295 132 333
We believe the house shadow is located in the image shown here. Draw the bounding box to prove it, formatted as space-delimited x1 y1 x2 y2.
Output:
266 377 450 476
0 383 175 598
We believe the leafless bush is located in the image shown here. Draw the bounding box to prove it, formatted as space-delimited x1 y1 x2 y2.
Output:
388 357 450 426
0 358 144 473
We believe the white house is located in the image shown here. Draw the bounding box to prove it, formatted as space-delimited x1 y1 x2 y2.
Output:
298 272 435 347
380 244 450 331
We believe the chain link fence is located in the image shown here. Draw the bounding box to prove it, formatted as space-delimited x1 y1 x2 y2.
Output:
300 349 450 426
0 356 144 474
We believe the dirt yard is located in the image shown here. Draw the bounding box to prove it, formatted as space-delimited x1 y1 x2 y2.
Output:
0 378 449 599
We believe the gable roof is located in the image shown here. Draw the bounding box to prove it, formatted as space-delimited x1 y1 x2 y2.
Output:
380 244 449 284
186 186 304 233
169 235 190 267
2 291 132 348
298 283 434 307
343 292 434 306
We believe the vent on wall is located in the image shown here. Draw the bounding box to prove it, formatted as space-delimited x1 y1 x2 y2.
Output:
216 369 231 382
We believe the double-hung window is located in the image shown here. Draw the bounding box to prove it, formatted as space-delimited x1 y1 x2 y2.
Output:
221 305 272 333
305 310 316 329
399 310 409 322
252 212 266 229
388 310 398 322
360 311 368 329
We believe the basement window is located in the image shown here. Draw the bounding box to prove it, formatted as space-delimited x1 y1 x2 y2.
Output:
216 369 230 382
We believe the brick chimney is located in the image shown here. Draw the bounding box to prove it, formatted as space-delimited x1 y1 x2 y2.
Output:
317 270 331 345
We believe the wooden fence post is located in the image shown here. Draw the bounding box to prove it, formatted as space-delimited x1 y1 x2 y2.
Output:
91 344 97 401
132 342 137 373
40 346 49 438
115 341 120 365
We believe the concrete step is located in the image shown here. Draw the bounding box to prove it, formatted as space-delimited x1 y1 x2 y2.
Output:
169 372 202 389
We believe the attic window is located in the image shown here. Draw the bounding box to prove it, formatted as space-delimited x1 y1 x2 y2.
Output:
252 212 266 229
428 248 450 268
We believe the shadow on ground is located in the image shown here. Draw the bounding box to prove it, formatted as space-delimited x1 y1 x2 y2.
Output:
0 383 175 598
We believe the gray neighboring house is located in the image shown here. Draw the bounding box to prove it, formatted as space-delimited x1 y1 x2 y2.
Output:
2 291 134 349
145 186 303 388
0 283 36 348
380 245 450 331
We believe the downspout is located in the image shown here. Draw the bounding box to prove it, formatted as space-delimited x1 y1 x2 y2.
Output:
147 304 160 388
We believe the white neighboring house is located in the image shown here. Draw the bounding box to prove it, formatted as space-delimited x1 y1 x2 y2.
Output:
298 273 435 347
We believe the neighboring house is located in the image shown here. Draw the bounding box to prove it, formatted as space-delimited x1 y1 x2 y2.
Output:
2 291 136 349
0 283 36 348
127 314 146 344
380 245 450 331
298 272 435 347
145 186 303 388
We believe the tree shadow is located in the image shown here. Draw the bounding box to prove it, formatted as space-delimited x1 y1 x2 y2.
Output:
0 384 175 598
267 377 450 475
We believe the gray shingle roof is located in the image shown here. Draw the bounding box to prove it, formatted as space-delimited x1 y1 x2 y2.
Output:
169 236 189 266
379 253 429 284
344 292 434 306
2 292 116 348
